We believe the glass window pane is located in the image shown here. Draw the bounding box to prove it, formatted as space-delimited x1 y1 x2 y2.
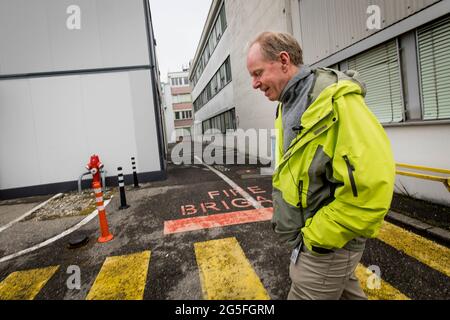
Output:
215 17 222 40
220 5 227 31
225 58 232 82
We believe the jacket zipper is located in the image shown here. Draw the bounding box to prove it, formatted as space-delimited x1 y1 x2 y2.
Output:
297 180 305 226
343 155 358 197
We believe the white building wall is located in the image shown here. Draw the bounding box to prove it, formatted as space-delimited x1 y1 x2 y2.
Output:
163 83 176 144
0 0 164 196
0 70 160 190
191 4 233 141
191 23 232 102
195 82 234 124
227 0 288 157
386 125 450 205
0 0 149 75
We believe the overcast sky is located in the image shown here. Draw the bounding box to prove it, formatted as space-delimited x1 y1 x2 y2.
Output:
149 0 212 83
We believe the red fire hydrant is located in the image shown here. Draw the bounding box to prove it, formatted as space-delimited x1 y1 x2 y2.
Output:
86 154 104 188
86 154 113 243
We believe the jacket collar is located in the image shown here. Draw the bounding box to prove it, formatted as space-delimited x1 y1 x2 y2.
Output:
279 65 313 103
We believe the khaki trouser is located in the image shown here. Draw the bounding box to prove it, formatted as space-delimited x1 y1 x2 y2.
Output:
288 244 367 300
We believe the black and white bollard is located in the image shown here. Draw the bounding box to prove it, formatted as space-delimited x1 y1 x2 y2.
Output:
131 157 140 188
117 167 130 210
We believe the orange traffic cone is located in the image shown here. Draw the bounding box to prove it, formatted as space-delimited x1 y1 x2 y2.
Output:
93 181 113 243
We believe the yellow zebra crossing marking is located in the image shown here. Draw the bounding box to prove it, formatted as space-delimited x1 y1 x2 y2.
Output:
86 251 151 300
194 237 270 300
0 221 445 301
378 221 450 277
355 264 410 300
0 266 59 300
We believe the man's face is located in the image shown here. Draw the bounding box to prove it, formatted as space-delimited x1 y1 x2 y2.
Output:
247 43 290 101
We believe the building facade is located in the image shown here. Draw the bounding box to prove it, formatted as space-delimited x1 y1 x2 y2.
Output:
190 0 450 205
0 0 166 199
163 70 194 143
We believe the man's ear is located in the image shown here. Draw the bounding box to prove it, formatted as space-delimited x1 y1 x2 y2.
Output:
279 51 291 67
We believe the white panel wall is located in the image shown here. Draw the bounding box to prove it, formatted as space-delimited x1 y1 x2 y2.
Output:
0 70 160 190
80 73 139 176
0 0 149 75
163 83 176 144
0 0 53 74
128 70 161 172
386 125 450 206
0 80 41 187
29 76 88 185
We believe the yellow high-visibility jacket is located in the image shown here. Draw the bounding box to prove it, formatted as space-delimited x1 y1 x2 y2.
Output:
272 68 395 252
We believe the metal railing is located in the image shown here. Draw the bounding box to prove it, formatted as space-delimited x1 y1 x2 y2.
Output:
78 169 107 194
396 163 450 192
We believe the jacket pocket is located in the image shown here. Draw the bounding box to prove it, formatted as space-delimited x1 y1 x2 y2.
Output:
272 188 304 249
343 155 358 197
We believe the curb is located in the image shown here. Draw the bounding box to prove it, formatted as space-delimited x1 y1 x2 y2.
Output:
0 193 64 233
386 210 450 247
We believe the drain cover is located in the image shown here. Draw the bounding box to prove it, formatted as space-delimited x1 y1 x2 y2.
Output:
67 234 89 249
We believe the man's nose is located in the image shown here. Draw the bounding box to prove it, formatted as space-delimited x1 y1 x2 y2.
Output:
252 78 261 90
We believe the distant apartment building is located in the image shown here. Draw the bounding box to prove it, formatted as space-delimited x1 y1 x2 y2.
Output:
190 0 450 206
162 70 194 143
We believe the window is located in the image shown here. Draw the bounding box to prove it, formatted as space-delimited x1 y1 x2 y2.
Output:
173 94 191 104
220 4 227 31
202 109 236 134
219 65 226 87
225 57 232 82
208 34 215 57
192 56 232 113
184 77 189 85
347 40 403 123
182 111 193 119
215 15 223 40
175 110 193 120
211 74 218 95
191 4 227 88
417 15 450 120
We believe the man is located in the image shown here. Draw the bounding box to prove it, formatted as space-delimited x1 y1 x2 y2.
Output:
247 32 395 300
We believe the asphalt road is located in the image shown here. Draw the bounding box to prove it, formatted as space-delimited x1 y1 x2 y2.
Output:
0 143 448 300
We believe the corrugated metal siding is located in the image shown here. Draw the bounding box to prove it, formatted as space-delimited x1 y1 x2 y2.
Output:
417 14 450 120
299 0 442 64
348 40 404 123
